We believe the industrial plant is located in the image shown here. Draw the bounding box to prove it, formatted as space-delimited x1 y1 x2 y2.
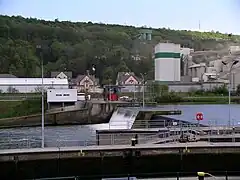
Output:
153 41 240 92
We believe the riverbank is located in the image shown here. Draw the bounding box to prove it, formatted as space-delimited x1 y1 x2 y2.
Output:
0 99 45 119
0 100 115 129
1 96 239 119
155 96 240 104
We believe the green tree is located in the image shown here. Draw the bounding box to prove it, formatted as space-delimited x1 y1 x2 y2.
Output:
237 84 240 95
116 61 130 72
0 15 239 83
102 67 114 85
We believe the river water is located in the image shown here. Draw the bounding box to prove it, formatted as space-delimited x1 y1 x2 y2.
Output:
0 104 239 148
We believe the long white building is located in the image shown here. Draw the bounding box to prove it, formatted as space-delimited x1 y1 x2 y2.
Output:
0 78 69 93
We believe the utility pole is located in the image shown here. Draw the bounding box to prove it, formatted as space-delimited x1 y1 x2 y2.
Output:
92 65 96 92
222 60 239 127
36 45 45 148
140 73 146 107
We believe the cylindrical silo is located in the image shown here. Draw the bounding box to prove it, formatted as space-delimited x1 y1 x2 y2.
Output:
154 43 181 82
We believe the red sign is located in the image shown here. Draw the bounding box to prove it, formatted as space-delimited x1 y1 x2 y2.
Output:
196 112 203 121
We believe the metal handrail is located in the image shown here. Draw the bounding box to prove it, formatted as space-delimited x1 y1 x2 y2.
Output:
0 131 173 150
27 170 240 180
1 131 240 150
0 120 239 150
109 119 238 132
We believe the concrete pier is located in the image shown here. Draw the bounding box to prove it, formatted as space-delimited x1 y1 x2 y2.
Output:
1 143 240 179
0 100 182 129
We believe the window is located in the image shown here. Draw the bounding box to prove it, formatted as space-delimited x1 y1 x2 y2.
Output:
63 94 70 96
129 79 134 84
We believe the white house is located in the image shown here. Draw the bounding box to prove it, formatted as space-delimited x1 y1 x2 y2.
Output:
74 74 99 92
0 78 69 93
47 89 77 103
116 72 142 92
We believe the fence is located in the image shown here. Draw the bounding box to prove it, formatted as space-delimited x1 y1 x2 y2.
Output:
1 126 240 150
0 119 197 149
0 117 240 150
109 119 235 132
96 132 172 145
0 131 172 150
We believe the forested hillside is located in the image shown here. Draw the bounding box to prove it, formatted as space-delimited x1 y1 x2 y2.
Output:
0 15 239 84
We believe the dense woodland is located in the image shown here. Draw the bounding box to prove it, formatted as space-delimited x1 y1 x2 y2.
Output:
0 15 240 84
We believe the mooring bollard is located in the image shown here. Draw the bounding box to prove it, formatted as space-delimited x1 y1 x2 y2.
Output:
131 138 136 146
225 171 228 180
197 172 205 180
134 134 138 144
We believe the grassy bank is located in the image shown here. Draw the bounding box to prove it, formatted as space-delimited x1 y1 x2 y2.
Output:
156 96 240 105
182 96 240 104
0 99 46 119
1 95 239 119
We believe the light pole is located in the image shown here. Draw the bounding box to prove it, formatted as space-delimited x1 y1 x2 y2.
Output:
200 66 207 91
36 45 45 148
92 65 96 92
222 60 239 127
140 73 146 107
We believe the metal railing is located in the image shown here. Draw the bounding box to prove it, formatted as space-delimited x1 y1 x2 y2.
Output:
109 119 237 132
109 119 198 129
28 171 240 180
0 130 239 150
2 129 238 151
0 138 95 150
1 118 240 150
0 131 174 150
97 132 172 145
1 131 240 150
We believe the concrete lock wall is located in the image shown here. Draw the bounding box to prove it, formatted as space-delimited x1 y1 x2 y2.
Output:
0 109 89 128
2 152 240 179
0 102 114 128
154 43 181 82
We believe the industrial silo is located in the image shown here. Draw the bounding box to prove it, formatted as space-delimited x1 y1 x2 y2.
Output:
154 43 181 81
139 29 152 41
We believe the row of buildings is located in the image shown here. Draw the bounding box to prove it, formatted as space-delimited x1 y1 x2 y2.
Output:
0 71 143 93
183 45 240 91
152 43 240 92
2 42 240 93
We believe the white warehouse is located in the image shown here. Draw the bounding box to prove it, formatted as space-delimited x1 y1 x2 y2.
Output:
0 78 69 93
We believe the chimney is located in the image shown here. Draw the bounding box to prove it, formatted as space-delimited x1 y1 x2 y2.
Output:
86 70 90 76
